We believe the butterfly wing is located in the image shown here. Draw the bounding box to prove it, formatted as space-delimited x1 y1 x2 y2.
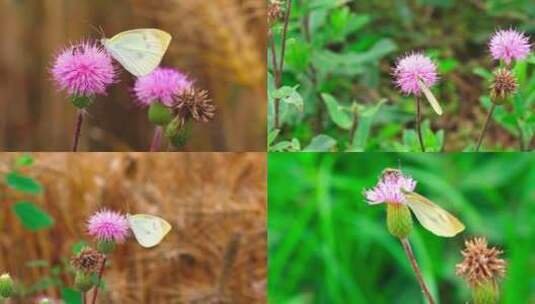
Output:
128 214 172 248
103 29 172 77
405 192 464 237
417 79 443 116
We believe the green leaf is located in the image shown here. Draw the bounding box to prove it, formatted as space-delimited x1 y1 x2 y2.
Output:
273 86 304 113
303 135 337 152
61 287 82 304
15 155 34 167
322 93 353 129
350 100 386 151
5 172 43 194
268 129 280 146
12 201 54 231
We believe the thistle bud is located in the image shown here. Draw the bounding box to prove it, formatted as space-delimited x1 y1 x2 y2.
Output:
71 247 104 274
0 273 14 298
169 122 191 149
71 95 93 109
386 203 413 238
148 102 173 126
456 238 506 304
74 271 94 292
96 239 116 254
490 68 517 105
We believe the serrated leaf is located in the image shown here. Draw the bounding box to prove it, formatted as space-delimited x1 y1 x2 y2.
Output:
5 172 43 194
322 93 353 129
72 240 89 254
12 201 54 231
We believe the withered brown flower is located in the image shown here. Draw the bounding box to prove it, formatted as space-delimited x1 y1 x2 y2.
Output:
456 237 506 287
175 88 216 123
490 68 517 103
268 0 284 26
70 247 105 274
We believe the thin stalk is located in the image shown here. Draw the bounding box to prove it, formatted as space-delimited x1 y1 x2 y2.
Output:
475 103 497 152
83 292 87 304
400 238 436 304
415 96 425 152
349 112 359 147
91 256 107 304
271 0 292 130
150 126 163 152
71 110 84 152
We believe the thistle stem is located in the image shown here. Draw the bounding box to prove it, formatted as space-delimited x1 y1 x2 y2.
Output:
476 103 496 152
272 0 292 130
71 110 84 152
91 256 107 304
400 238 435 304
150 126 163 152
416 96 425 152
83 292 87 304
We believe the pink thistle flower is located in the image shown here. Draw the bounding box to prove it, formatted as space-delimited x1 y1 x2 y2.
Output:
87 209 129 243
133 67 193 107
393 53 438 95
489 29 531 65
364 169 417 205
51 41 117 97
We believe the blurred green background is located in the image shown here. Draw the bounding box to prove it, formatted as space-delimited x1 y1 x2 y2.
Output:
268 153 535 303
268 0 535 152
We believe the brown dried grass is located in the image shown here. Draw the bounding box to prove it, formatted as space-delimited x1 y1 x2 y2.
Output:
0 153 267 303
0 0 266 151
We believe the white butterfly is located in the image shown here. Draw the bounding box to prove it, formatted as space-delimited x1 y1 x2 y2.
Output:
127 214 172 248
101 28 172 77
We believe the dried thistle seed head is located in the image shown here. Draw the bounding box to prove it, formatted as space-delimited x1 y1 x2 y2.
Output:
176 88 216 123
268 0 284 26
490 68 517 104
456 237 506 287
70 247 105 274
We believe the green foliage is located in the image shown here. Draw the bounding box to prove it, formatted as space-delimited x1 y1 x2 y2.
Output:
268 0 535 151
5 172 43 194
61 288 82 304
2 155 55 232
269 153 535 303
12 201 54 231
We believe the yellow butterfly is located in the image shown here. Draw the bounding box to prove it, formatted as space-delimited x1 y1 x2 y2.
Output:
418 79 443 115
101 28 172 77
382 168 464 237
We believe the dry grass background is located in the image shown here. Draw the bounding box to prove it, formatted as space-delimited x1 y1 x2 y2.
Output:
0 153 267 303
0 0 266 151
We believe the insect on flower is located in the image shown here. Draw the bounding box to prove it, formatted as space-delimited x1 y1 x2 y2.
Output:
365 168 465 237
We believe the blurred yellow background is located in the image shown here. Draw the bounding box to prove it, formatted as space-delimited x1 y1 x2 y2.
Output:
0 0 266 151
0 152 267 303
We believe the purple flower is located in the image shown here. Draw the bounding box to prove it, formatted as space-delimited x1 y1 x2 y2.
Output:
87 209 129 242
364 169 417 205
133 67 193 107
393 53 438 95
489 29 531 64
51 42 117 97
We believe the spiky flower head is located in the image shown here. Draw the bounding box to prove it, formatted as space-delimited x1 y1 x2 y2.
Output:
51 41 117 97
490 68 518 104
364 169 417 205
489 29 531 65
268 0 284 26
456 237 506 287
87 209 129 243
0 273 14 298
70 247 105 274
393 53 438 95
175 88 216 123
133 67 193 107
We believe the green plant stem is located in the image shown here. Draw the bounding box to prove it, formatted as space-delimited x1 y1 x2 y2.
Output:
349 112 359 146
476 103 497 152
91 256 107 304
416 96 425 152
150 126 163 152
400 238 435 304
273 0 292 130
71 110 84 152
